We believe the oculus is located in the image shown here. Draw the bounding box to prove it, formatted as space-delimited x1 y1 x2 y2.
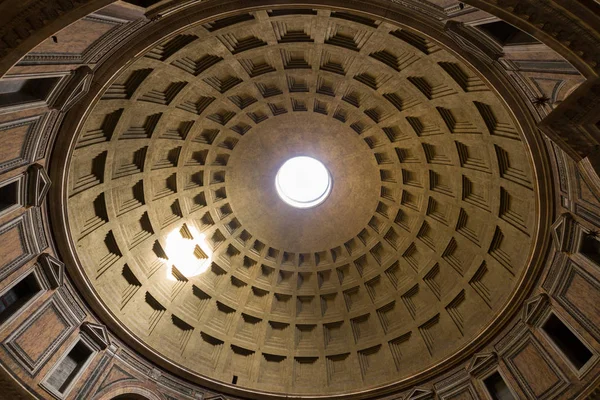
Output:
275 156 332 208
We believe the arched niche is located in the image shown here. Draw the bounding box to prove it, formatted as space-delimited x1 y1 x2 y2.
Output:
96 385 162 400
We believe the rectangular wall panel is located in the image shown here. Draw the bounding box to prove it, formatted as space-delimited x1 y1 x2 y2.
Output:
553 259 600 341
0 116 43 174
2 296 78 375
504 332 569 399
0 214 35 280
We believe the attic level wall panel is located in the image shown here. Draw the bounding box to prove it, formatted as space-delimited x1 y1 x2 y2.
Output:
0 125 28 165
0 223 26 272
0 214 38 281
504 333 570 399
0 116 41 174
2 296 78 375
31 18 116 55
553 260 600 342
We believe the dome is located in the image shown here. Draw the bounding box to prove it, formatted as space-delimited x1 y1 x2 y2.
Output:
62 7 541 396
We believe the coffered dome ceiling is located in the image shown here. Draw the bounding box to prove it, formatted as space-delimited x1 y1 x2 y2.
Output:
62 6 542 397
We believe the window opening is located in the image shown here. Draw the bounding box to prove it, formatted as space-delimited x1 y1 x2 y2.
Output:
46 340 93 394
542 313 593 370
483 371 515 400
0 273 41 325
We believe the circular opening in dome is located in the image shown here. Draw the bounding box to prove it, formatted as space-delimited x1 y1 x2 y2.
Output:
276 156 332 209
